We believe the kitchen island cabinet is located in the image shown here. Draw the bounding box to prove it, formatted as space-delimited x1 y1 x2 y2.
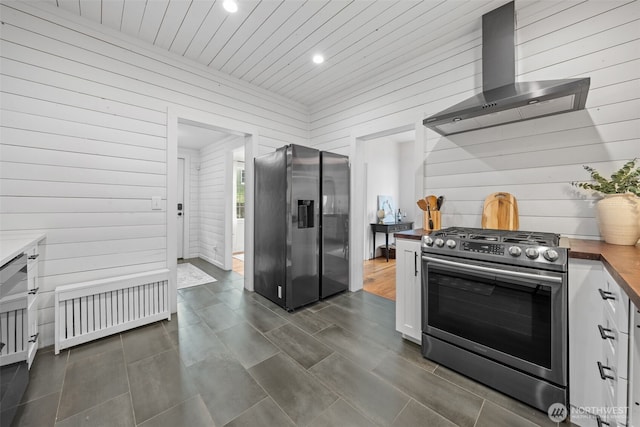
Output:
0 233 45 367
569 257 638 427
631 307 639 427
0 233 45 426
568 239 639 426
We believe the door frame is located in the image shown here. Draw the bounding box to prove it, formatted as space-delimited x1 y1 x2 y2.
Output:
167 106 258 312
348 119 426 292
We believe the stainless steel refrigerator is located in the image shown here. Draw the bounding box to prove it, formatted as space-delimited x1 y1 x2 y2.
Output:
319 151 350 299
254 145 349 311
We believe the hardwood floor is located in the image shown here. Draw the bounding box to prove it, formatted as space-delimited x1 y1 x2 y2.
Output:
363 257 396 301
232 254 244 276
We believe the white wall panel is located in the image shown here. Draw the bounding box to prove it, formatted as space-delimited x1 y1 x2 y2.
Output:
1 128 166 163
0 1 308 348
0 197 167 213
309 1 640 242
35 226 167 245
0 162 166 187
198 136 244 268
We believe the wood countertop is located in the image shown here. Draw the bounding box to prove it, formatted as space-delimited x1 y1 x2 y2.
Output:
394 230 640 308
394 229 429 240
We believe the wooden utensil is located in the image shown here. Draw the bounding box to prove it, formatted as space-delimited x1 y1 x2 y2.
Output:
417 199 428 211
481 192 519 230
425 195 437 212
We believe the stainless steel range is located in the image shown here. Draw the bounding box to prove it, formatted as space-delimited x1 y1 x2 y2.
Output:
421 227 568 413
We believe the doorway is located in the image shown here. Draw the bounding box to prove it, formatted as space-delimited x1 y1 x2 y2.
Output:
347 121 425 300
361 130 416 301
167 106 257 313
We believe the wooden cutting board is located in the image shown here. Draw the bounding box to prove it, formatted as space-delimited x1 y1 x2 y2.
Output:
481 192 519 230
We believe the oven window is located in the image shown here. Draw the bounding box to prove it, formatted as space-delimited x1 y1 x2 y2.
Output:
427 265 552 368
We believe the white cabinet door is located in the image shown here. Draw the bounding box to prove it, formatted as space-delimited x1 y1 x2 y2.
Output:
569 259 607 413
395 238 422 343
630 304 640 427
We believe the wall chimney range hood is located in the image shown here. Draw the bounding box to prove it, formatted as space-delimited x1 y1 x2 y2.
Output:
423 1 590 136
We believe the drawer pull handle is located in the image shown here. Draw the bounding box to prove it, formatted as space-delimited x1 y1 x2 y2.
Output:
598 325 615 340
414 252 418 276
28 287 39 295
598 288 615 301
28 254 39 260
28 333 39 343
597 361 615 380
596 415 611 427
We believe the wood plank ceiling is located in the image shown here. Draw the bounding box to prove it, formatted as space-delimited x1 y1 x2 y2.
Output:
44 0 502 107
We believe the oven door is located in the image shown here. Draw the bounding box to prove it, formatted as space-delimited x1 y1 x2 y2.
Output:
422 254 567 386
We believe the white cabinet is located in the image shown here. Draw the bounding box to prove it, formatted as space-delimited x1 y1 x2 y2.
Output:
569 259 633 427
570 259 606 414
0 238 42 369
395 237 422 343
26 242 40 367
630 305 640 427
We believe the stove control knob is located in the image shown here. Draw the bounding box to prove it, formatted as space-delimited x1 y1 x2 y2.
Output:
446 239 456 249
508 246 522 257
543 249 559 262
434 238 445 248
525 248 539 259
423 236 434 247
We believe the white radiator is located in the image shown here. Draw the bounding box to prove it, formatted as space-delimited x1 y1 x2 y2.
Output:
55 269 171 354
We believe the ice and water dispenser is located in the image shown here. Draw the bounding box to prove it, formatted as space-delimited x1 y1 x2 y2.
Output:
297 200 314 228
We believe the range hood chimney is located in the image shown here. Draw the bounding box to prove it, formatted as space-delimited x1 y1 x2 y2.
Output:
423 1 590 136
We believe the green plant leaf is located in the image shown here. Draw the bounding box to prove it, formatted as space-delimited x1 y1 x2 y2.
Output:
572 159 640 195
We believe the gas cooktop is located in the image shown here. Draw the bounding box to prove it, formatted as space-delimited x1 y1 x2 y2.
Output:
430 227 560 247
422 227 567 271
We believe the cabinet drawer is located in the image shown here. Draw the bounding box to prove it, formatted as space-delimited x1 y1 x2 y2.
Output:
597 357 628 421
26 273 38 305
600 309 629 380
27 312 38 368
603 377 628 427
25 245 38 267
601 270 630 334
388 224 409 233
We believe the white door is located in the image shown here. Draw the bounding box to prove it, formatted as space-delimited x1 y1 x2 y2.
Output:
177 157 185 259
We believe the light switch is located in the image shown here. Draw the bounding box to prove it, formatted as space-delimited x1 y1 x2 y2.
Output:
151 196 162 210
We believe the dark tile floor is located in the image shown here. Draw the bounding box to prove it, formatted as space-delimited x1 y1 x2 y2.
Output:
10 258 562 426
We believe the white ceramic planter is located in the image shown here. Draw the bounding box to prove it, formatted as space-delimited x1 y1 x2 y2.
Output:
596 194 640 245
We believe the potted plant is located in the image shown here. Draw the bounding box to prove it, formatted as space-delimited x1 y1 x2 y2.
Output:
572 159 640 245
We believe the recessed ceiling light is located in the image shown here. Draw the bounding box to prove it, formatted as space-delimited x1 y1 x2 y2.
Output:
223 0 238 13
312 54 324 64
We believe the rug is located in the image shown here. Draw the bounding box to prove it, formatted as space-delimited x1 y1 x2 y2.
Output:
177 263 217 289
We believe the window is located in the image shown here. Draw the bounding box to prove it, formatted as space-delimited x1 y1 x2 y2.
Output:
236 163 245 219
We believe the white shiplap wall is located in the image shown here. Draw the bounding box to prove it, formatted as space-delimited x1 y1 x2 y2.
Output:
0 2 308 347
199 136 244 268
365 137 401 260
310 0 640 240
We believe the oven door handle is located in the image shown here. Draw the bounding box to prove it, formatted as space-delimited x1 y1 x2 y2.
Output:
422 256 563 284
